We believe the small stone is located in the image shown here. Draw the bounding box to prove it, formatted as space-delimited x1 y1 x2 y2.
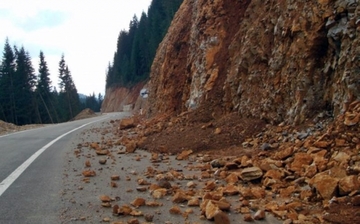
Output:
131 198 146 208
144 214 154 222
99 195 112 202
112 204 119 214
119 117 135 130
172 191 190 203
204 180 217 191
111 175 120 181
137 178 150 185
188 197 200 206
254 209 265 220
313 140 332 148
111 182 118 188
82 170 96 177
152 188 167 199
176 149 193 160
260 143 272 150
102 217 110 222
99 159 107 164
186 180 197 188
136 186 147 192
214 128 222 134
169 206 182 215
85 160 91 167
158 179 172 189
96 149 109 155
344 112 359 126
240 167 263 181
243 213 253 222
211 159 226 168
223 184 239 196
125 140 136 153
101 202 111 207
127 218 139 224
224 162 238 170
214 211 230 224
339 175 360 196
205 201 221 220
146 201 163 207
310 172 339 199
225 172 239 184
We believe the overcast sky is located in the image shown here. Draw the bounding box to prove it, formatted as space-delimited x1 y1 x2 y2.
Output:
0 0 152 95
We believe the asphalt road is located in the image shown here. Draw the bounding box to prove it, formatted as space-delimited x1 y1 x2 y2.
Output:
0 113 129 224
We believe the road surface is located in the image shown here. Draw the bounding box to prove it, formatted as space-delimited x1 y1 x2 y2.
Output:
0 113 128 224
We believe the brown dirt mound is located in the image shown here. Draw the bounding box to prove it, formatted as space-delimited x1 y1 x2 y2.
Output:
138 112 266 154
0 120 18 135
72 108 97 121
0 120 44 136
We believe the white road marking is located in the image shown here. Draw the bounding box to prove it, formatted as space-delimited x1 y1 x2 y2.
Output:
0 118 107 197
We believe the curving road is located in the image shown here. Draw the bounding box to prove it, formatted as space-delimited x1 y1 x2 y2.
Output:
0 113 128 224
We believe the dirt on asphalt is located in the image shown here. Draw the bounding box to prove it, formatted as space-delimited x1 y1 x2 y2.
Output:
59 101 360 224
60 117 281 224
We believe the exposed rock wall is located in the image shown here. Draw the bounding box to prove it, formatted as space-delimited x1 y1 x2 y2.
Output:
101 82 146 113
148 0 360 124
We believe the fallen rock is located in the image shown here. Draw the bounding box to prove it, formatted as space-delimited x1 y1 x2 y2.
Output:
125 140 137 153
144 214 154 222
176 149 193 160
99 158 107 164
243 213 253 222
127 218 139 224
223 184 239 196
99 195 112 202
205 200 221 220
188 197 200 206
344 112 359 126
240 167 263 181
211 159 226 168
169 206 182 215
82 170 96 177
96 149 109 155
172 191 190 203
152 188 167 199
338 175 360 196
310 172 339 199
214 211 230 224
225 172 239 184
131 198 146 208
254 209 266 220
119 117 135 129
85 160 91 167
111 175 120 180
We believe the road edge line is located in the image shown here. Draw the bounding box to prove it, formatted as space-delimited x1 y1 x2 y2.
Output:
0 117 107 197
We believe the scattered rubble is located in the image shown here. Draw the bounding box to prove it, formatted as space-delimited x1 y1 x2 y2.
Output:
61 100 360 223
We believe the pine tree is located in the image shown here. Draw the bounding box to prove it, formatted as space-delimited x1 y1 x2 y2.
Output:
58 55 81 121
0 38 16 123
14 46 37 125
36 51 56 123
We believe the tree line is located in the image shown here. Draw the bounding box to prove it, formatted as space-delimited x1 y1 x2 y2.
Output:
106 0 183 88
0 38 103 126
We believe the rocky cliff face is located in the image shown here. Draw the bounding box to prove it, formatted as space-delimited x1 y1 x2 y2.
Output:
101 82 147 113
148 0 360 124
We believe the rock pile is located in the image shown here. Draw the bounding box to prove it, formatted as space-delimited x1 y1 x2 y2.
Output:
105 101 360 223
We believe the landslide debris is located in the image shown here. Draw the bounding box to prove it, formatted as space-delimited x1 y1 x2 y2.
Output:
71 108 97 121
61 100 360 224
0 120 43 136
